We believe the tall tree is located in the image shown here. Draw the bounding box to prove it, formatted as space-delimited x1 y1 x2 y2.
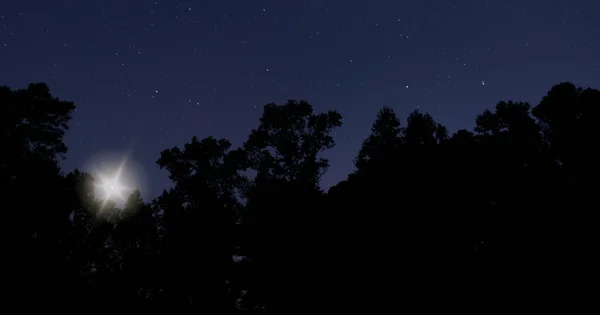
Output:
154 136 247 311
0 83 76 306
533 82 600 191
472 100 547 255
241 100 342 313
0 83 76 233
531 82 600 255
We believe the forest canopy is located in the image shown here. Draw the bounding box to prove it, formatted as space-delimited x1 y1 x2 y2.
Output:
1 81 598 312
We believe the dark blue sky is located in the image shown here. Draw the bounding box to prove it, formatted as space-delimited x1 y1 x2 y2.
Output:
1 0 599 200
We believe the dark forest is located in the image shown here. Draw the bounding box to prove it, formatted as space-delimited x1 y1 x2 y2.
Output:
2 81 598 311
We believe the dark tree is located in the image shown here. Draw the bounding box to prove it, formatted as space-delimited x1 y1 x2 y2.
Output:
0 83 76 306
240 100 342 313
531 82 600 256
354 106 402 170
154 135 247 311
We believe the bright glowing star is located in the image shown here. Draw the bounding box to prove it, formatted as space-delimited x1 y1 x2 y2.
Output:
85 149 148 214
92 154 136 212
96 174 130 201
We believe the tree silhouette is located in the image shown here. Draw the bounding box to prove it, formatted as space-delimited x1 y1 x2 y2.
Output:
153 135 247 310
3 81 599 311
240 100 342 313
354 106 402 171
1 83 75 236
531 82 600 255
0 83 77 306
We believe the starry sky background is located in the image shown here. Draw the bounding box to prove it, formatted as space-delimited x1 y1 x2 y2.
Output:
1 0 599 201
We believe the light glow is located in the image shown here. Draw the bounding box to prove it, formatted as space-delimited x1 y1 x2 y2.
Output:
95 173 130 201
94 155 134 212
83 148 148 216
87 152 142 212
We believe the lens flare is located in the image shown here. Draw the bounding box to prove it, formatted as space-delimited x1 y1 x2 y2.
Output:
83 149 148 213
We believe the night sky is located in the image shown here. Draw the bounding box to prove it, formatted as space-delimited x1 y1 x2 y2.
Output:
1 0 599 201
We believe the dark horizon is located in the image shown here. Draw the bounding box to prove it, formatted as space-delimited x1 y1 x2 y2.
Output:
3 80 598 310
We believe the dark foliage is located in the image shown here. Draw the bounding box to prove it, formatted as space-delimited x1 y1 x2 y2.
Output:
1 81 597 311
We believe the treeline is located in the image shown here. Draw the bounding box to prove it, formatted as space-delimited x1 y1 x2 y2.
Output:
1 82 598 311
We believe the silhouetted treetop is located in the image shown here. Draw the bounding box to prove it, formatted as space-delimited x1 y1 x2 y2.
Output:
355 106 401 170
244 99 342 186
157 136 246 188
156 135 246 225
533 82 600 167
475 101 538 135
0 82 75 161
403 109 447 145
1 82 77 240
